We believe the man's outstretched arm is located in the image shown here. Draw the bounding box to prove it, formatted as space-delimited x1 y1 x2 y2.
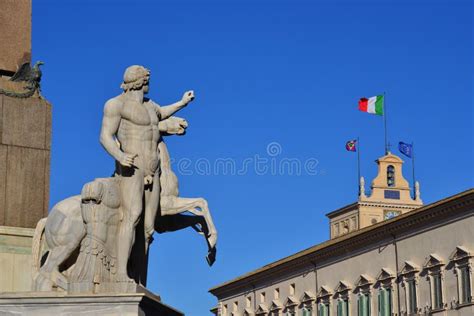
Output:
99 100 136 167
159 90 195 120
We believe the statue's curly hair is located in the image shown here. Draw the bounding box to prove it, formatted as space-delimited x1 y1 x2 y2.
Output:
120 65 150 92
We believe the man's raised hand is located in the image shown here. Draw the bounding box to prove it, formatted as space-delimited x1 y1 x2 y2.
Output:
181 90 195 106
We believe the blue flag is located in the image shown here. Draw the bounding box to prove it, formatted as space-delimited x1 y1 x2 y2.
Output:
399 142 413 158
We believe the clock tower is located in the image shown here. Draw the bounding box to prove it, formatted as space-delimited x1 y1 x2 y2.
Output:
327 153 423 239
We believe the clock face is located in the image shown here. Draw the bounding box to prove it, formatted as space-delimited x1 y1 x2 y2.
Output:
384 211 401 220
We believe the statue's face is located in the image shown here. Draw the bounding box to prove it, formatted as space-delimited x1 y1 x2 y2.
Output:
143 74 150 94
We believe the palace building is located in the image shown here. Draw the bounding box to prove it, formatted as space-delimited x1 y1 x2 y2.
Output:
209 153 473 316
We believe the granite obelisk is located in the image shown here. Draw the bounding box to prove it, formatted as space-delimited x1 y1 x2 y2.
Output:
0 0 52 293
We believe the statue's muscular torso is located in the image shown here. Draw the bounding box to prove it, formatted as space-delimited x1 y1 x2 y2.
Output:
112 95 161 176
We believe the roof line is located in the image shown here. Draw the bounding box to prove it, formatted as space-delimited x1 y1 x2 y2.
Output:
209 188 474 294
325 201 358 218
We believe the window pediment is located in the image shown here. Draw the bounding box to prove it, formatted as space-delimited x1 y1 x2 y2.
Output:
300 291 316 303
449 246 472 262
334 281 352 294
399 261 420 276
317 286 332 299
255 304 268 315
376 268 395 283
269 300 282 311
423 254 444 269
354 274 374 289
284 296 299 307
243 308 254 316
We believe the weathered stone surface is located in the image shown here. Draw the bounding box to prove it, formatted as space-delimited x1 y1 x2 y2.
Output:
0 225 34 292
2 95 49 150
0 0 31 73
4 146 48 228
0 252 14 290
0 95 3 142
0 252 33 292
43 99 52 150
0 292 183 316
0 94 51 228
0 225 34 251
0 145 7 226
43 152 51 214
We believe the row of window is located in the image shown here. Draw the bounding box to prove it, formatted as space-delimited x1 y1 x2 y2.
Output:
287 274 468 316
316 269 471 316
315 287 391 316
221 250 472 316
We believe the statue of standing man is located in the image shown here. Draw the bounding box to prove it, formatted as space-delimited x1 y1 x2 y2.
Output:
99 65 194 282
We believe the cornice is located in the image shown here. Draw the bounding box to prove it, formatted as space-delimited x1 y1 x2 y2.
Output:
357 201 420 209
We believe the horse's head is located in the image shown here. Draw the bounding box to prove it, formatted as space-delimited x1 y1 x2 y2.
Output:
161 116 188 136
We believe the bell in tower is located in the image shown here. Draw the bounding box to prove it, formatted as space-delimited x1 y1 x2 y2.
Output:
359 152 423 225
327 153 423 239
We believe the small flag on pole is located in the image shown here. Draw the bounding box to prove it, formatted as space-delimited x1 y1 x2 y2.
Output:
359 95 384 115
398 141 413 158
346 139 357 152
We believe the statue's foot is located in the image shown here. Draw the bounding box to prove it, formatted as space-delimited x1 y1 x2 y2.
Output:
207 232 217 249
34 273 55 291
206 246 217 266
52 270 68 290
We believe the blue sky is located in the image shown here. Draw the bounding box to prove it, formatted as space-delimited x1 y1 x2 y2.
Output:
33 0 472 314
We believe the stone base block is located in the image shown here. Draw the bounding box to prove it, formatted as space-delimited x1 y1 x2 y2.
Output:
0 226 34 292
0 291 183 316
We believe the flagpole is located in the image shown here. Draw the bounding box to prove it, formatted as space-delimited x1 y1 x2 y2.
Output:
357 137 361 196
412 142 416 199
383 92 388 154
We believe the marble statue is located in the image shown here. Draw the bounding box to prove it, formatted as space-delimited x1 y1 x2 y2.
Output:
359 176 366 197
100 65 196 282
415 181 421 201
31 66 217 293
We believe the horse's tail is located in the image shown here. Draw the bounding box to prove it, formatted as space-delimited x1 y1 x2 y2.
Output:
31 218 47 278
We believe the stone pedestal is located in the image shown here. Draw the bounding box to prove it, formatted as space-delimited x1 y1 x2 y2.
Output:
0 225 35 292
0 291 184 316
0 83 51 229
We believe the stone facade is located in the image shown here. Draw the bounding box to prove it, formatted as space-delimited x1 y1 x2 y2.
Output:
209 189 474 316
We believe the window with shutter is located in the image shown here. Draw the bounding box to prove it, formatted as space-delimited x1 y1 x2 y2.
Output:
302 307 311 316
337 300 342 316
378 288 391 316
357 293 369 316
432 273 443 309
319 303 329 316
460 266 472 304
407 279 417 314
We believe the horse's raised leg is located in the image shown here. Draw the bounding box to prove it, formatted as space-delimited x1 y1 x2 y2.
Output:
189 198 217 249
160 197 218 264
161 197 217 246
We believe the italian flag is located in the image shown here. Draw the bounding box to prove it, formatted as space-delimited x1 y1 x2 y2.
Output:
358 95 384 115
